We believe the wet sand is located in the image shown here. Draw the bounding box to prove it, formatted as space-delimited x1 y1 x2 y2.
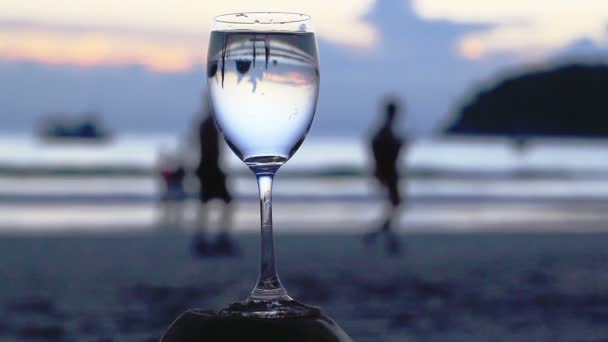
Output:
4 175 608 234
0 231 607 341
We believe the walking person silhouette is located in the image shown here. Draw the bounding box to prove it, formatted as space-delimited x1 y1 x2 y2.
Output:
364 98 407 255
193 99 236 257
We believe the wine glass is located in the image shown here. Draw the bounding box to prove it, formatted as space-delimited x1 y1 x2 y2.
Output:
206 12 320 318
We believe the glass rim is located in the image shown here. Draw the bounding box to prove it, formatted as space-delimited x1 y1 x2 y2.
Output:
214 12 311 25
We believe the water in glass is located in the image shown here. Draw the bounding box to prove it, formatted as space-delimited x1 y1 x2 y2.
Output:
208 31 319 172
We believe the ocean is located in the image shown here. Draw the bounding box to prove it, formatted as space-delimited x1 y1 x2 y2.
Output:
2 133 608 174
1 134 608 234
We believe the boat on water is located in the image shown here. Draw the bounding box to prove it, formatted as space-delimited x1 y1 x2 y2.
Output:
38 113 111 143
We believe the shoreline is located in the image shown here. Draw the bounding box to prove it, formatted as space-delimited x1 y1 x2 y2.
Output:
3 164 608 180
1 174 608 235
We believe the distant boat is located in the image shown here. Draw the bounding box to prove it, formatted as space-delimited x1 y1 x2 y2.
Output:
39 113 111 142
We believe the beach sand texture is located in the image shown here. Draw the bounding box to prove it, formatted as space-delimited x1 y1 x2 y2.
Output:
0 232 607 341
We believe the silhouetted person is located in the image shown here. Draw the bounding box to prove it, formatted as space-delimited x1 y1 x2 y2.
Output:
364 99 406 255
193 103 236 257
157 150 186 228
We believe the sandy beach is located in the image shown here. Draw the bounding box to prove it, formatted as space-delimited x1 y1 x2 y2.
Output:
1 168 608 341
0 231 607 341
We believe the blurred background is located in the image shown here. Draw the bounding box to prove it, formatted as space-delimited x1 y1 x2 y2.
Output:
1 0 608 341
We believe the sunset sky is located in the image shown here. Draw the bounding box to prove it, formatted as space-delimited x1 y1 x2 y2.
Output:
1 0 607 136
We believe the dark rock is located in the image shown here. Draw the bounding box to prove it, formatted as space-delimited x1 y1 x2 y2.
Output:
161 309 352 342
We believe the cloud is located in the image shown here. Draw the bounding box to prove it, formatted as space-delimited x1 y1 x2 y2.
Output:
412 0 608 60
0 24 201 72
0 1 377 72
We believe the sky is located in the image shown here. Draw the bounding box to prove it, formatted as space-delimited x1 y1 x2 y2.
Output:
1 0 607 137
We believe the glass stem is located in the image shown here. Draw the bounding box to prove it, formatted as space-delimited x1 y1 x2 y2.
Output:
249 173 290 302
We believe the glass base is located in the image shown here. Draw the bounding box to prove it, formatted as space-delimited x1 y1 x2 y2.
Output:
218 299 321 319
